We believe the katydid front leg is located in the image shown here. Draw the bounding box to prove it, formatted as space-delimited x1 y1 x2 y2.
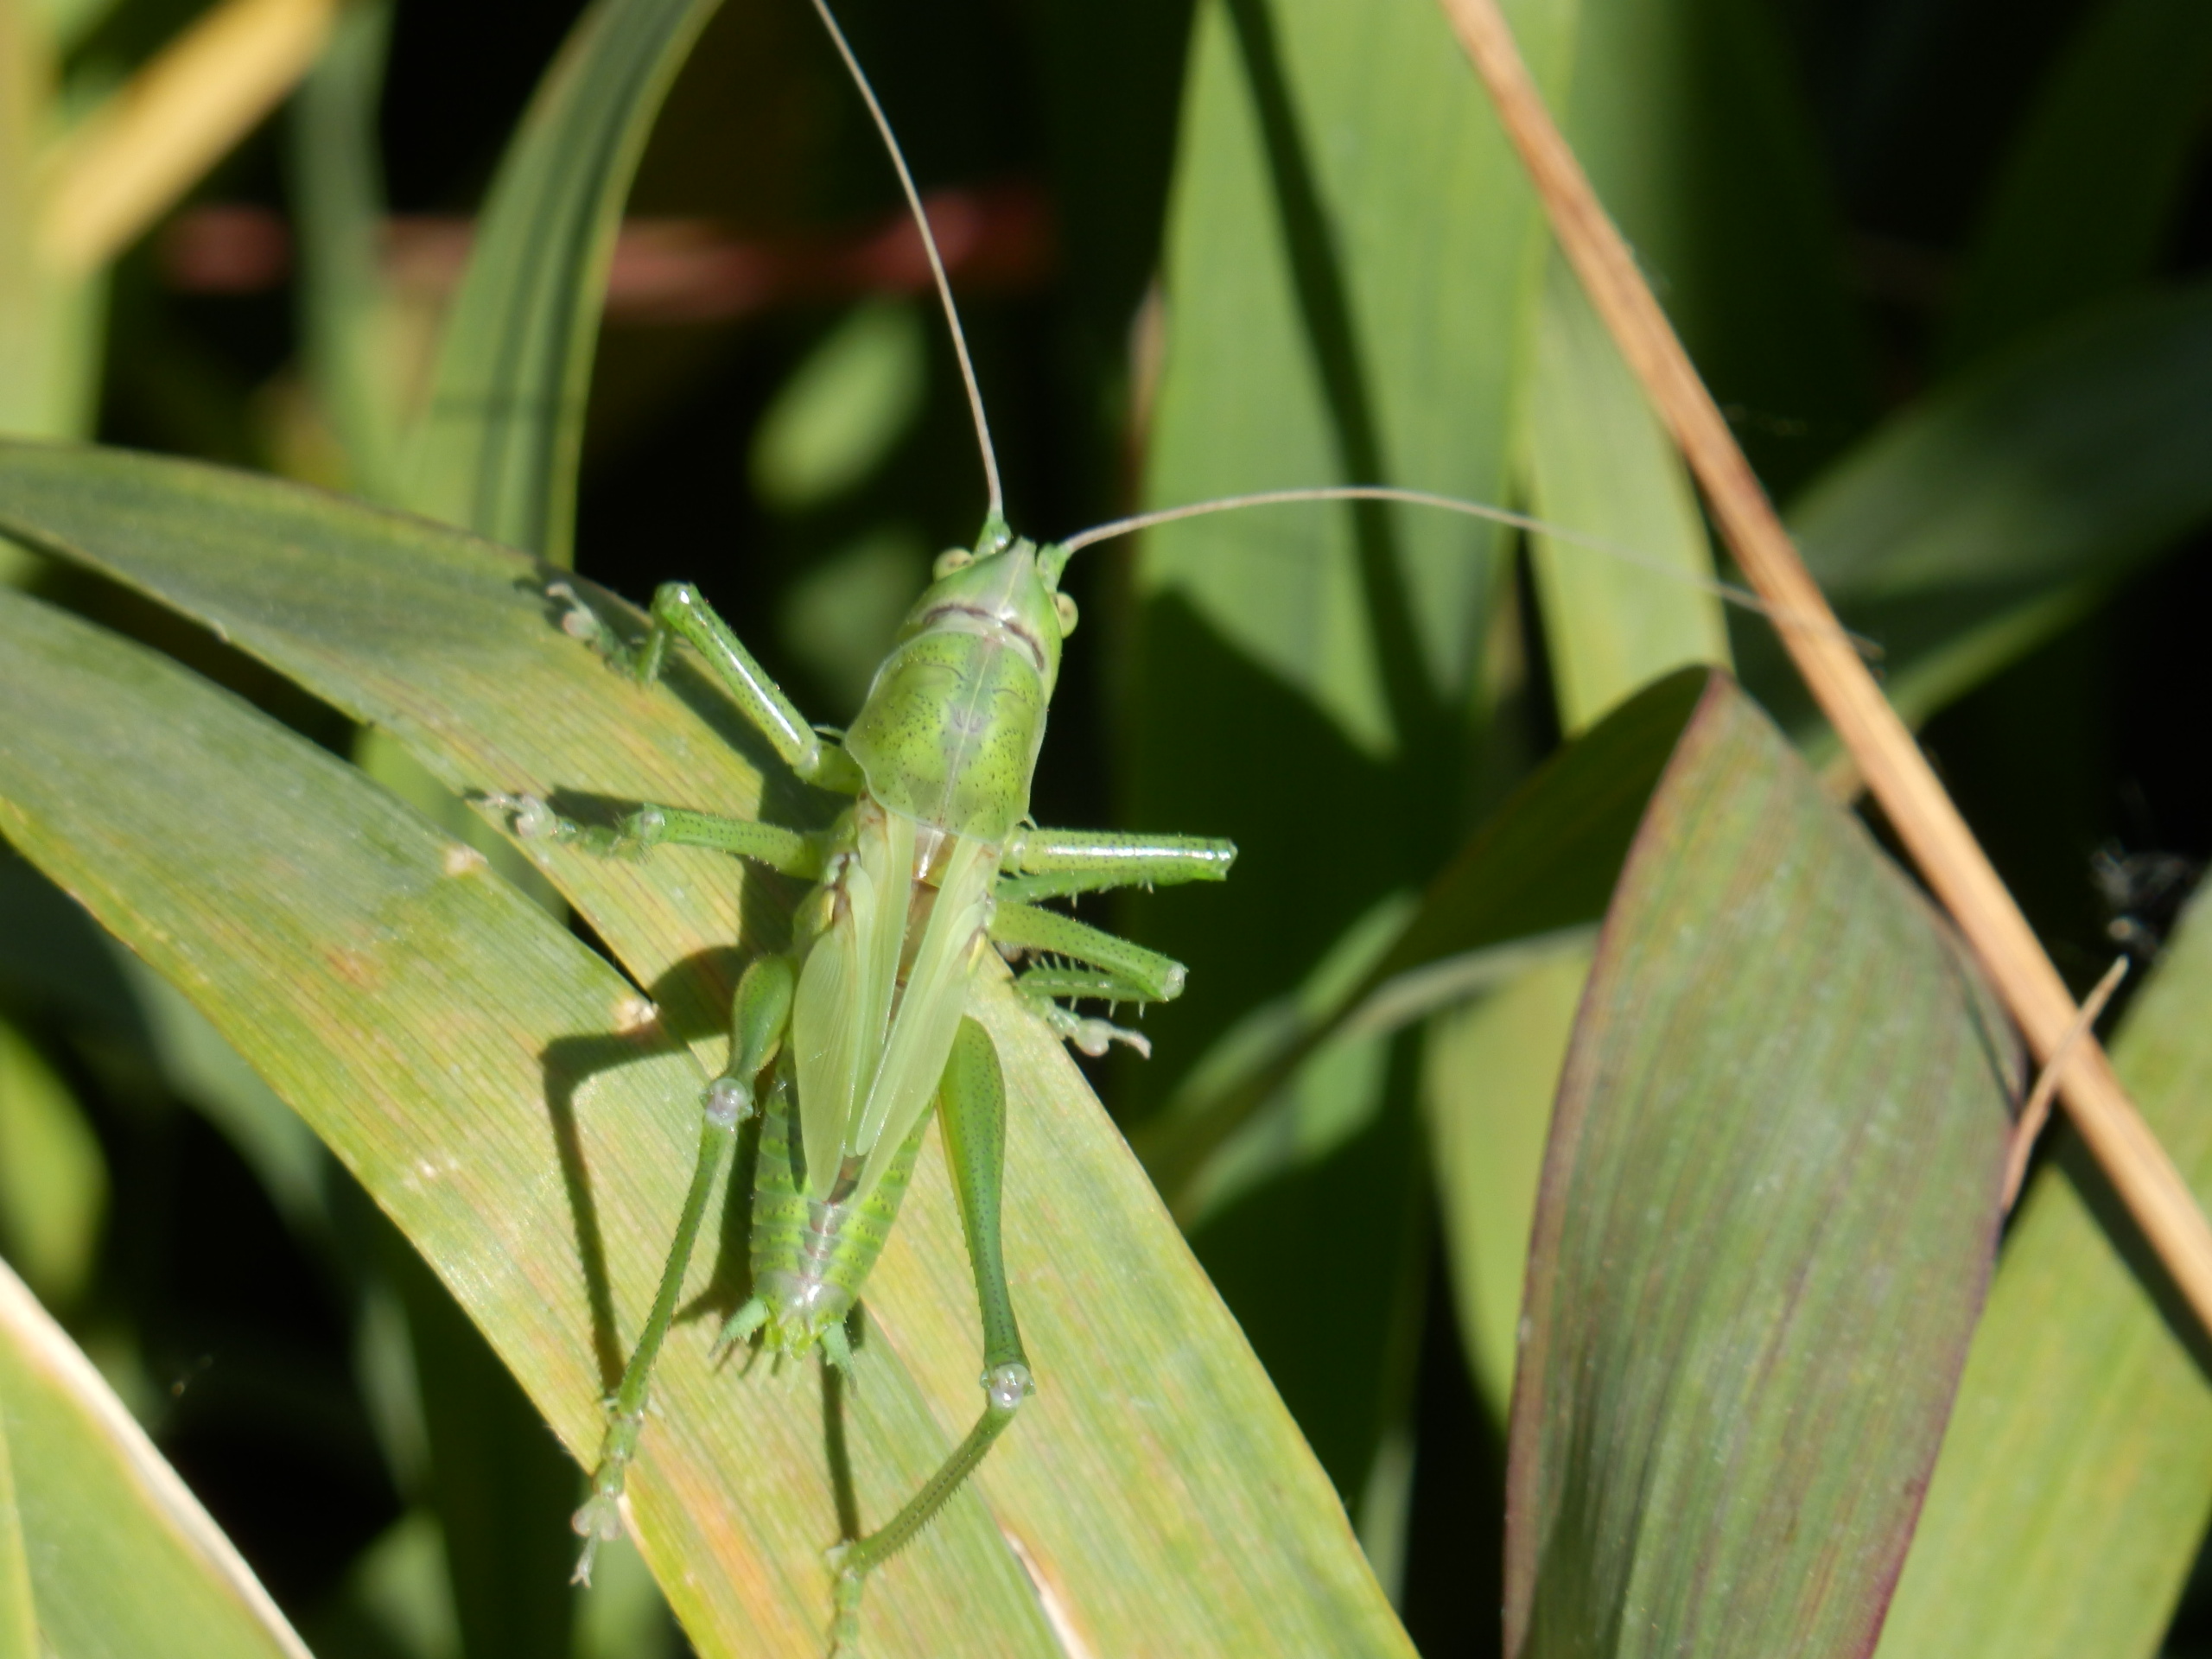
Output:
629 583 864 795
571 955 797 1584
827 1017 1032 1656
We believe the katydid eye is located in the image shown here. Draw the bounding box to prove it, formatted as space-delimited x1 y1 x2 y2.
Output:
933 548 975 579
1054 592 1078 637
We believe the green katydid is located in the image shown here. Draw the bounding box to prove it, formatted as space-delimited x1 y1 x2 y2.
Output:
510 1 1833 1649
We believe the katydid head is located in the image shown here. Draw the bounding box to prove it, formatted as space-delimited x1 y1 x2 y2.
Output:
895 515 1080 698
840 517 1078 843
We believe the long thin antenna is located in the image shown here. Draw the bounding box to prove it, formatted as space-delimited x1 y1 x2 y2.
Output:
1056 485 1878 657
807 0 1002 523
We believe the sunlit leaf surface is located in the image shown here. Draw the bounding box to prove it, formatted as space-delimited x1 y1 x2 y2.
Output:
0 451 1413 1658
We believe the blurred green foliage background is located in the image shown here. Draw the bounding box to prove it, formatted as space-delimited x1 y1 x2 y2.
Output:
3 0 2210 1654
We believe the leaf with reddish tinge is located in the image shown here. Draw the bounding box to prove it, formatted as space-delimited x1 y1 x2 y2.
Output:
1506 673 2019 1659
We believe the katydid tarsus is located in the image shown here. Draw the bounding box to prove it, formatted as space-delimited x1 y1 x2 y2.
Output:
518 1 1841 1649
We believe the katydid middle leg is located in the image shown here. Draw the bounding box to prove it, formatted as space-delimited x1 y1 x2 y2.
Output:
826 1016 1033 1654
988 830 1231 1052
571 954 797 1583
997 826 1236 901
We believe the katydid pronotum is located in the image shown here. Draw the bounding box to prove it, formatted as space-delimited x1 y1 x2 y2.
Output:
506 2 1821 1649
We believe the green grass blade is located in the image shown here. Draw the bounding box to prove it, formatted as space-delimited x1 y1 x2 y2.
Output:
1506 676 2019 1657
1397 673 1704 1423
0 439 764 1050
289 0 404 501
0 455 1415 1656
1137 668 1704 1218
1560 0 1873 493
402 0 722 557
0 585 1054 1656
1421 944 1586 1419
1521 254 1729 734
1873 891 2212 1658
1939 0 2212 369
0 1257 312 1659
1138 0 1563 759
1770 283 2212 741
0 1373 30 1659
1126 0 1575 1523
0 0 100 449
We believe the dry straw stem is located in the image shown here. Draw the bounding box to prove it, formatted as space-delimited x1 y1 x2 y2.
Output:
2003 955 2130 1207
40 0 336 275
1433 0 2212 1334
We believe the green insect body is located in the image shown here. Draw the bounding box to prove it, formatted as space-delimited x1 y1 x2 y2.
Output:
554 518 1232 1649
542 0 1752 1643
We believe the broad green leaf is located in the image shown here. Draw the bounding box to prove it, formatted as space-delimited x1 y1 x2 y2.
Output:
1422 945 1586 1419
1770 283 2212 741
1407 676 1705 1423
0 1015 105 1307
0 851 324 1230
1874 889 2212 1659
1560 0 1873 494
1940 0 2212 369
403 0 722 558
1137 667 1707 1208
1506 676 2018 1658
1128 0 1574 1514
0 1256 312 1659
380 1217 594 1659
351 3 723 1631
1522 254 1729 733
0 439 764 1052
0 455 1414 1657
0 586 1053 1657
1139 0 1565 761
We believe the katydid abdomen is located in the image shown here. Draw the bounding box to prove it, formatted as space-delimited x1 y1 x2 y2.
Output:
741 1066 931 1362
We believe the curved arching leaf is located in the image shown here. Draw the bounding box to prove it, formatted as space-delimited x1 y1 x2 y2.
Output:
402 0 724 557
0 1258 311 1659
0 448 1414 1659
1507 675 2018 1658
1875 888 2212 1659
1768 283 2212 741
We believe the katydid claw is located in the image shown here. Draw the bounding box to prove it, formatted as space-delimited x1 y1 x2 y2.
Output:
569 1492 624 1586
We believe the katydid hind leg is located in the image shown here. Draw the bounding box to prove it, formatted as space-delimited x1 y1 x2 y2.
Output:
570 956 796 1583
826 1018 1033 1653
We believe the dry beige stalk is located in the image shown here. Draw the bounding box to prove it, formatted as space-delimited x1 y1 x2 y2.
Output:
41 0 336 275
1435 0 2212 1331
2004 955 2129 1207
